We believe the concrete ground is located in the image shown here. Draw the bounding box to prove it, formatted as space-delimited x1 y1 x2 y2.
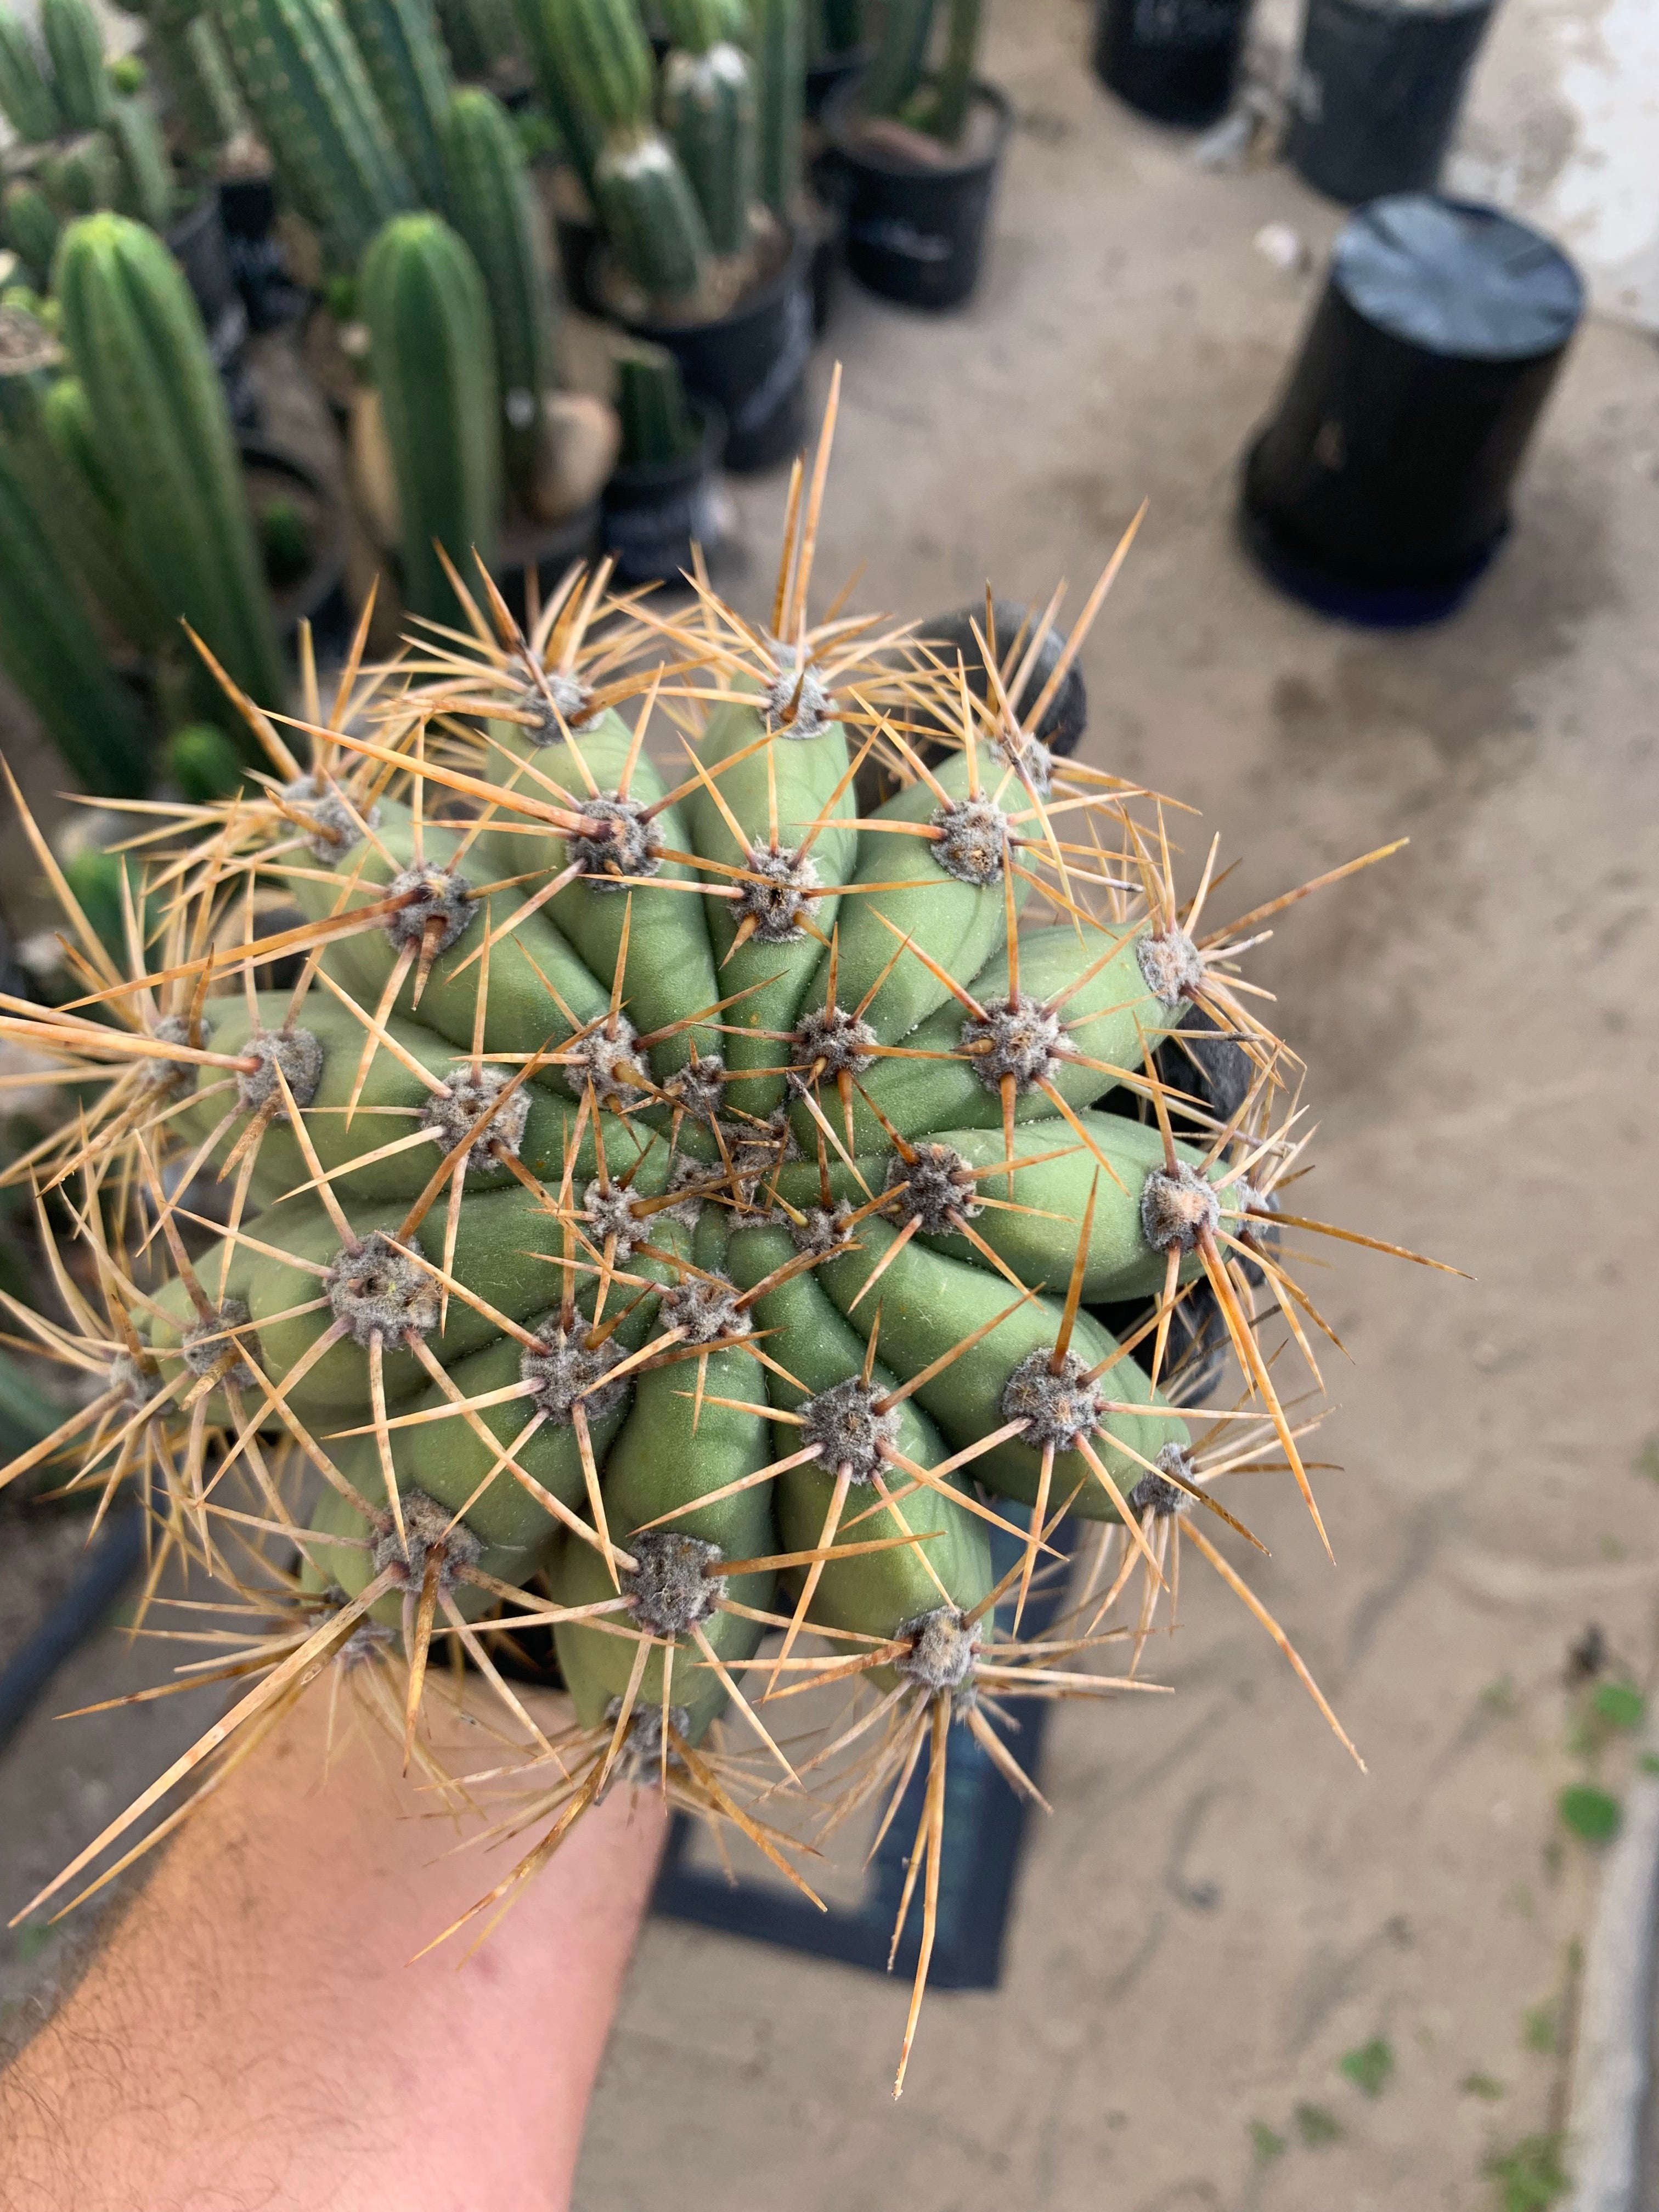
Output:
3 2 1658 2207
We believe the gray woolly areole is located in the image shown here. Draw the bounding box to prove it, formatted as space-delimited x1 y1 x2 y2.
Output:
181 1297 262 1391
886 1143 983 1235
383 865 476 958
422 1065 531 1170
571 793 661 889
582 1178 647 1260
896 1606 980 1706
142 1012 204 1096
792 1003 877 1087
561 1013 641 1107
371 1488 481 1585
281 774 376 864
520 1323 629 1425
661 1273 751 1344
663 1053 725 1124
789 1199 855 1257
326 1232 441 1346
1135 924 1204 1006
732 843 820 942
599 1700 691 1790
763 642 836 741
237 1026 324 1119
961 991 1064 1094
624 1530 724 1637
999 1346 1104 1453
929 795 1009 887
1139 1161 1220 1254
800 1377 900 1486
1129 1442 1195 1519
516 668 591 740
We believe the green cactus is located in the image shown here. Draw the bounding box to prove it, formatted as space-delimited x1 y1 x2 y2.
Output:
109 93 176 231
55 213 287 726
748 0 802 218
862 0 931 115
215 0 416 270
660 0 757 259
42 130 121 216
864 0 978 140
509 0 602 194
146 5 250 151
614 334 695 464
0 7 58 142
341 0 455 212
360 211 501 622
41 0 108 129
806 0 861 58
166 720 249 798
441 87 559 515
437 0 522 80
2 179 61 280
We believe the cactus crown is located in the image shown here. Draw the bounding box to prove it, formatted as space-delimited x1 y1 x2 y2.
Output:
0 396 1446 2096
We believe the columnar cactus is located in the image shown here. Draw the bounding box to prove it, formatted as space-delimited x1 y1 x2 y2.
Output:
864 0 978 139
547 0 713 308
659 0 757 259
341 0 455 213
747 0 803 218
215 0 416 269
441 85 559 512
55 213 288 723
109 85 177 232
40 0 108 129
0 403 1442 2093
0 8 59 143
359 210 501 620
614 334 696 464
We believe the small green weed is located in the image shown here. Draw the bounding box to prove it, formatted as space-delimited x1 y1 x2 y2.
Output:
1559 1785 1621 1842
1339 2037 1394 2098
1592 1681 1645 1730
1483 2132 1568 2212
1522 2004 1556 2056
1460 2071 1505 2100
1296 2103 1342 2146
1250 2121 1286 2164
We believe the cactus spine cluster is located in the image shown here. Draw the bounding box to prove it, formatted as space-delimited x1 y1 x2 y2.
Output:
55 213 287 724
215 0 416 269
0 396 1444 2093
360 210 501 619
441 85 558 511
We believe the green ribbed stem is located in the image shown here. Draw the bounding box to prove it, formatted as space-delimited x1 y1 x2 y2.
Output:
153 12 249 150
748 0 802 217
441 87 558 514
925 0 978 141
0 439 150 795
2 180 60 279
0 8 58 142
510 0 602 194
41 0 108 129
591 126 712 307
542 0 652 132
110 94 176 230
863 0 931 116
55 213 287 728
341 0 454 213
42 130 121 216
614 336 695 467
437 0 521 78
360 211 501 623
214 0 415 271
661 27 756 260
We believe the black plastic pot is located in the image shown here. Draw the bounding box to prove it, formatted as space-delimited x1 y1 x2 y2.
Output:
1092 0 1251 128
555 204 607 319
167 192 255 422
492 499 602 627
909 598 1088 762
238 437 350 655
218 170 305 333
821 78 1012 312
617 226 814 473
1241 195 1583 625
1288 0 1497 205
601 400 726 585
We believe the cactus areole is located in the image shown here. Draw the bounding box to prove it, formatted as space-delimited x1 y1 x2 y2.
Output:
1 393 1443 2096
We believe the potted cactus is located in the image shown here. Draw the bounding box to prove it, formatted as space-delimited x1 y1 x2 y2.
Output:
600 335 726 581
820 0 1010 309
548 0 813 471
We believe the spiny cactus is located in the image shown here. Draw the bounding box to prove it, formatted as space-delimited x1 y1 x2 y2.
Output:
215 0 416 270
41 128 120 215
441 86 559 514
55 213 287 725
660 0 757 259
0 397 1450 2095
549 0 713 308
748 0 802 218
438 0 523 81
109 87 177 232
2 179 60 279
341 0 455 212
360 210 501 620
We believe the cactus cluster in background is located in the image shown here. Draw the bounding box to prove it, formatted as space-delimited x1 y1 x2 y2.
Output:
614 332 696 464
0 398 1443 2093
864 0 981 143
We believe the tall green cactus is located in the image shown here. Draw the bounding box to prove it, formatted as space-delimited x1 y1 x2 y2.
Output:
862 0 930 115
342 0 455 213
441 87 558 515
215 0 416 270
661 0 757 260
548 0 712 307
0 9 59 142
42 130 121 216
614 334 695 465
55 214 287 726
110 93 176 231
2 180 60 279
41 0 108 129
748 0 802 218
437 0 522 80
864 0 977 140
510 0 601 194
360 211 501 623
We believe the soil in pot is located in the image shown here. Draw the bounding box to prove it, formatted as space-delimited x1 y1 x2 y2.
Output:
820 78 1011 311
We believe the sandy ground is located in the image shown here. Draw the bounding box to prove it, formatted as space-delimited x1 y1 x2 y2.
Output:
3 2 1658 2206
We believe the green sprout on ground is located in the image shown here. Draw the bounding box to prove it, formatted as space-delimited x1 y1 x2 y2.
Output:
1296 2102 1343 2145
1484 2132 1569 2212
1460 2071 1506 2101
1522 2003 1557 2056
1559 1784 1621 1843
1339 2037 1394 2098
1249 2121 1286 2164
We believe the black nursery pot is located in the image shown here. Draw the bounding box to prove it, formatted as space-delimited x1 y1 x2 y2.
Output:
618 225 814 473
1241 195 1584 625
1092 0 1252 129
821 78 1012 312
238 437 350 655
1288 0 1497 205
601 402 726 586
805 41 873 120
167 192 253 419
556 204 607 318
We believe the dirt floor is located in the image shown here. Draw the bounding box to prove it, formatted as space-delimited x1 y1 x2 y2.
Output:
3 1 1658 2206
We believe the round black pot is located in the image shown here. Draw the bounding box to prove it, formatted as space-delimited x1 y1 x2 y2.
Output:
555 204 607 319
1092 0 1251 128
805 41 873 121
617 225 814 474
601 400 726 586
218 170 304 334
908 597 1088 763
821 78 1012 313
492 499 602 627
1240 195 1583 626
238 436 350 656
1288 0 1497 205
167 192 253 419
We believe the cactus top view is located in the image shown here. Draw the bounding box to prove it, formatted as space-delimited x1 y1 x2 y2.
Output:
0 384 1454 2094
